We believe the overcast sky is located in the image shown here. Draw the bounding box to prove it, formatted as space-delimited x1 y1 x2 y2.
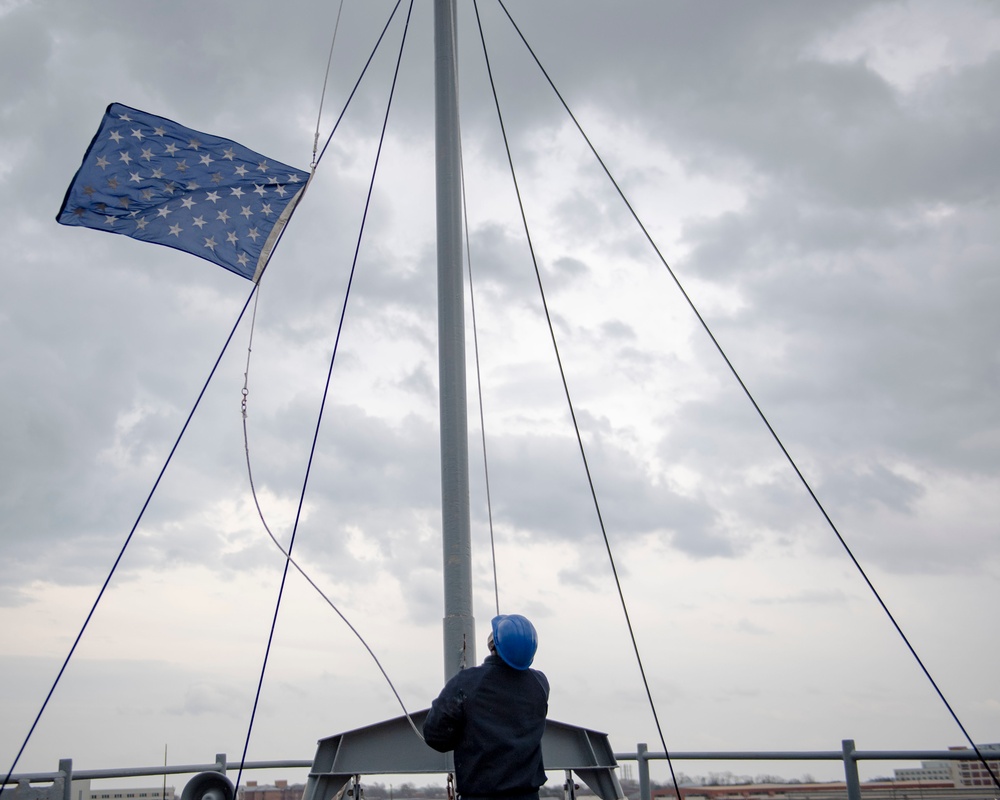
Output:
2 0 999 790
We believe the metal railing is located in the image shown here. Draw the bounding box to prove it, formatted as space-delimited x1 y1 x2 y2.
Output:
2 758 310 800
614 741 999 800
4 741 997 800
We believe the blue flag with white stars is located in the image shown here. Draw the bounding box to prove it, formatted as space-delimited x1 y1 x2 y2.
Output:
57 102 311 282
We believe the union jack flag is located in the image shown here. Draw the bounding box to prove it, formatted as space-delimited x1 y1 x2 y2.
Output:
57 102 310 282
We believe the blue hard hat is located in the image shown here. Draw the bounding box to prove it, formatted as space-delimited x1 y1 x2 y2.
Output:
491 614 538 670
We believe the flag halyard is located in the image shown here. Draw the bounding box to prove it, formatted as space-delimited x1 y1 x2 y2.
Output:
57 103 310 282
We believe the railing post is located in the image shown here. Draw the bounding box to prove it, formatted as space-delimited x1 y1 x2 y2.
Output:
563 770 578 800
637 743 651 800
58 759 73 800
215 755 227 776
842 740 861 800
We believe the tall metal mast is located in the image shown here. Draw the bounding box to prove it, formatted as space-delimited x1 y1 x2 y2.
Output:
434 0 476 681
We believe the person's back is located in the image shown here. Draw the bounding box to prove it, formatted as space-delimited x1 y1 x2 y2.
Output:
423 615 549 800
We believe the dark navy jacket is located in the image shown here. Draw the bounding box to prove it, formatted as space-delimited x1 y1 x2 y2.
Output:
423 655 549 799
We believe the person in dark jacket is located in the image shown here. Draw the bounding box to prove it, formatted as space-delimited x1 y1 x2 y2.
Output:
423 614 549 800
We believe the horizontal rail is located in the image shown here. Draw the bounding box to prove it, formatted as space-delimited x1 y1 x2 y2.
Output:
615 750 995 763
4 761 313 785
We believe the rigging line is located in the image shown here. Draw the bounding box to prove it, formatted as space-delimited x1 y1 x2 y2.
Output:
234 4 410 774
240 277 421 740
241 414 424 739
451 0 501 617
312 0 347 168
232 1 422 781
494 1 1000 789
240 285 262 415
315 0 404 170
2 5 377 788
471 6 684 800
0 284 261 800
459 108 501 618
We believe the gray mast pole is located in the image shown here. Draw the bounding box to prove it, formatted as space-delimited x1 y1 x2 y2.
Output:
434 0 476 681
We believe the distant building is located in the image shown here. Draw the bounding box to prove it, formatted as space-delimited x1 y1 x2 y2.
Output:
894 761 957 783
949 744 1000 788
240 780 304 800
89 789 175 800
891 743 1000 788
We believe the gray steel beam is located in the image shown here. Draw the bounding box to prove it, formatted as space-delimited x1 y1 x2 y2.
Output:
300 713 623 800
